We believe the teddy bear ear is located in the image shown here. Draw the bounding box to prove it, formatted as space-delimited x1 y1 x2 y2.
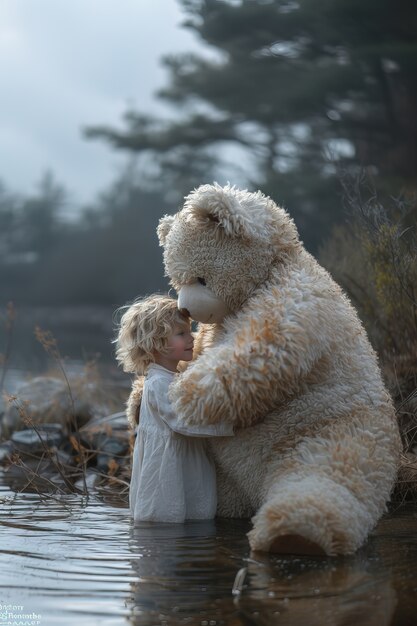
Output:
157 215 175 246
184 183 261 238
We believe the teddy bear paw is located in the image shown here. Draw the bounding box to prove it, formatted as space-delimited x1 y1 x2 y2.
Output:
170 370 227 426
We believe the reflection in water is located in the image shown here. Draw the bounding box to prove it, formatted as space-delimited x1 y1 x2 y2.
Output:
237 551 397 626
127 520 399 626
0 481 417 626
127 519 246 625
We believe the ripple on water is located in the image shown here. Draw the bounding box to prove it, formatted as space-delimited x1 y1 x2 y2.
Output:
1 483 417 625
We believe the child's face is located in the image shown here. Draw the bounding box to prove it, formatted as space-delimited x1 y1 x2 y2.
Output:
166 323 194 363
153 322 194 371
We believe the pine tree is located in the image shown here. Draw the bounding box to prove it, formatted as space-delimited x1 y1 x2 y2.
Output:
86 0 417 250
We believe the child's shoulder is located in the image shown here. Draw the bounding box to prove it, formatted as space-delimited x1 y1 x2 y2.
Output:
146 363 176 378
144 364 176 391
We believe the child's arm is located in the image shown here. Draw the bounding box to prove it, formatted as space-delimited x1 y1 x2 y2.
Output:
150 377 234 437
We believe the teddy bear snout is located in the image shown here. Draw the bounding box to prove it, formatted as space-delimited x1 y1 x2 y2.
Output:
177 283 230 324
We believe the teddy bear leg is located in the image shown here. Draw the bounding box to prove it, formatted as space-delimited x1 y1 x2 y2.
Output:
249 408 399 556
268 534 326 556
215 464 254 518
247 473 377 556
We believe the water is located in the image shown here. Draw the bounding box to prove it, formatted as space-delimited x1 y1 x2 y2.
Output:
0 305 115 371
1 483 417 626
2 365 417 625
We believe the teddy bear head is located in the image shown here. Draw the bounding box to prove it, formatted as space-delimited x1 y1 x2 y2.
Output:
157 183 300 323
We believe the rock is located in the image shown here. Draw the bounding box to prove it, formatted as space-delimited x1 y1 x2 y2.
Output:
11 424 64 454
79 411 130 444
3 458 74 493
1 377 69 439
0 441 13 463
82 411 129 432
1 400 132 485
74 471 98 492
79 411 131 471
0 376 110 439
52 448 74 467
96 438 130 471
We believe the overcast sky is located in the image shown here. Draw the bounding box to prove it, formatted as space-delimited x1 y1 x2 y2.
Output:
0 0 203 212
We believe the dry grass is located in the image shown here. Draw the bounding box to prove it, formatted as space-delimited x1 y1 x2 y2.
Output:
320 172 417 502
1 314 131 504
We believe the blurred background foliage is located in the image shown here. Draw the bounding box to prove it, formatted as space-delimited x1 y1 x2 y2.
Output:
86 0 417 246
1 0 416 374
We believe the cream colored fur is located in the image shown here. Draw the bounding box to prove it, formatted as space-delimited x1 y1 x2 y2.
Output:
129 183 401 555
126 376 144 428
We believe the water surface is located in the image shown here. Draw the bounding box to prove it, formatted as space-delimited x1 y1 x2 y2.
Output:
1 483 417 626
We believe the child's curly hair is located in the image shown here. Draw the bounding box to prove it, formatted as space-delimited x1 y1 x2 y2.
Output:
114 294 189 374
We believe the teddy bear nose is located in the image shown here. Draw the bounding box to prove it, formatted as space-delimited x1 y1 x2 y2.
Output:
179 307 190 318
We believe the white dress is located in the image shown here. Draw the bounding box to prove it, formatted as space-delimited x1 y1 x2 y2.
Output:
129 363 234 522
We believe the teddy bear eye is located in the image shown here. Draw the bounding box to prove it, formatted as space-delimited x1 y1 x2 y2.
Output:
197 277 207 286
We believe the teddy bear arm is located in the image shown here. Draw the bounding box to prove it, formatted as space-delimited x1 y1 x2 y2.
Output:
204 296 333 427
169 340 295 429
170 287 334 428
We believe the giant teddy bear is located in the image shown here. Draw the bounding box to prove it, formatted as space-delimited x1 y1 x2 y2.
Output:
128 183 401 556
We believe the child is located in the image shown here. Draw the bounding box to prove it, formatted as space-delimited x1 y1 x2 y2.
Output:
114 294 233 523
